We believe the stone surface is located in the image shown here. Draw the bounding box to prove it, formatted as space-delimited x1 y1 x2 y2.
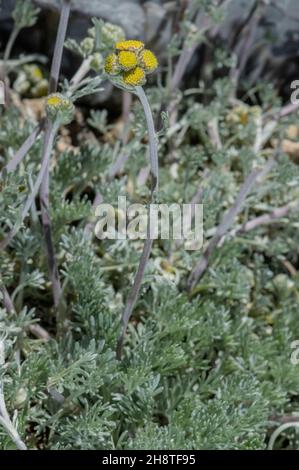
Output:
34 0 145 38
1 0 299 53
222 0 299 54
143 1 167 42
1 0 299 104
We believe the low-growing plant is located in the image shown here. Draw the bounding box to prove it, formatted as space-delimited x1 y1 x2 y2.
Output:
1 0 299 451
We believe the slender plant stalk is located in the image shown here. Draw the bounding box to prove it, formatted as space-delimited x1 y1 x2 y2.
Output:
28 324 51 341
0 333 27 449
39 0 71 309
187 126 285 290
231 200 299 236
0 54 48 69
70 57 91 89
0 25 22 107
3 27 20 63
116 87 158 360
0 121 59 251
187 156 277 291
0 386 27 450
135 87 159 191
39 124 62 308
0 120 45 178
269 414 299 425
121 91 132 142
207 118 222 150
48 0 72 94
0 275 15 314
280 102 299 117
268 423 299 450
108 150 130 180
0 26 19 81
229 1 265 97
116 238 153 360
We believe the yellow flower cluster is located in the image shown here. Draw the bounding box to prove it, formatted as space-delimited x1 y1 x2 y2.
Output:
104 40 158 87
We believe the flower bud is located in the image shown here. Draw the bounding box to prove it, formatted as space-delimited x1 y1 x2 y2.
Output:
80 37 95 56
101 22 125 45
90 52 104 72
46 93 75 125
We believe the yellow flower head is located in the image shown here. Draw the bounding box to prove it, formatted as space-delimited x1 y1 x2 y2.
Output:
46 93 74 124
46 94 64 108
118 51 138 71
104 53 119 75
139 49 158 73
115 39 144 52
123 67 146 86
105 39 158 88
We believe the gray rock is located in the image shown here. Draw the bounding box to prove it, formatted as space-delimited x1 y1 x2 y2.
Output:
222 0 299 49
143 1 166 42
34 0 145 38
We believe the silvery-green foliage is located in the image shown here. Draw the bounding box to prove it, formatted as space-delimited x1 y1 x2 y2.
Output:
2 4 299 451
12 0 40 30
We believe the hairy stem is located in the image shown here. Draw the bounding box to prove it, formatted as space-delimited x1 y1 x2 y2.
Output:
116 237 154 360
219 199 299 246
49 0 71 93
40 0 71 309
70 57 91 89
237 200 299 234
0 54 48 70
116 87 158 360
40 125 62 309
135 87 159 192
0 120 45 178
0 121 59 251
